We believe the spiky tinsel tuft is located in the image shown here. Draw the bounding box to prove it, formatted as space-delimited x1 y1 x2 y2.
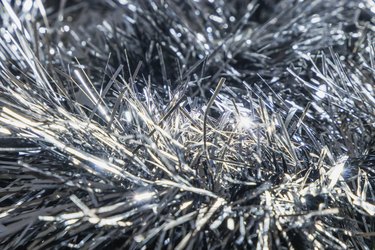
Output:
0 0 374 249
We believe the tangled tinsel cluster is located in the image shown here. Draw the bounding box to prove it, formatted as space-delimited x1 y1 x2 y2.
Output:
0 0 374 249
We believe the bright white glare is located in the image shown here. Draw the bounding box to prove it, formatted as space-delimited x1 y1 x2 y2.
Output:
227 218 235 230
22 0 33 12
134 191 155 202
238 115 255 130
316 85 327 99
328 156 348 189
0 127 11 135
124 110 132 123
196 33 206 42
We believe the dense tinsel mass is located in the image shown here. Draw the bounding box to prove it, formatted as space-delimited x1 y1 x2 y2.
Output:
0 0 374 249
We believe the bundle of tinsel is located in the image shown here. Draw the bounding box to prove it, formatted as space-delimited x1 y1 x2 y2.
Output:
0 0 374 249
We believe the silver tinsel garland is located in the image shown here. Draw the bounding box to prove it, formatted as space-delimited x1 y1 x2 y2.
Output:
0 0 374 249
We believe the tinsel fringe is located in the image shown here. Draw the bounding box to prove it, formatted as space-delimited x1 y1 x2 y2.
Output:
0 0 374 249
